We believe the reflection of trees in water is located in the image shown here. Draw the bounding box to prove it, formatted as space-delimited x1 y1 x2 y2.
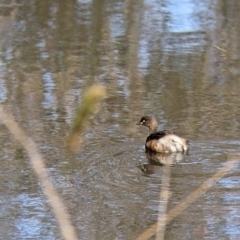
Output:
1 1 240 239
1 0 240 140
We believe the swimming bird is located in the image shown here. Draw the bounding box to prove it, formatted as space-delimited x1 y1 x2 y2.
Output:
136 116 189 153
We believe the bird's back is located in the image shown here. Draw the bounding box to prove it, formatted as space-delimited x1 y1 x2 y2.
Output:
145 131 188 153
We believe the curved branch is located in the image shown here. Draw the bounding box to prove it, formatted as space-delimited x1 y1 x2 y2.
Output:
0 105 77 240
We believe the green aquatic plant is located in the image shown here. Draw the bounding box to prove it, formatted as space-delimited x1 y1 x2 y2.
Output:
68 84 106 151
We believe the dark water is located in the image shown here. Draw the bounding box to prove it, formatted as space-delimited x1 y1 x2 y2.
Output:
1 0 240 239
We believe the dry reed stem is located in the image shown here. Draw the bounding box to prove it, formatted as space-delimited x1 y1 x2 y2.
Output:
136 154 239 240
212 44 226 52
0 105 77 240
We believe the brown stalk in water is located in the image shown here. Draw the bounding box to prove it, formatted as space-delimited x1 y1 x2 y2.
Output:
68 84 106 151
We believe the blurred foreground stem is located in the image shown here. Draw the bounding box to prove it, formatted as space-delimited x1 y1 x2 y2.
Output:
0 105 78 240
68 84 106 151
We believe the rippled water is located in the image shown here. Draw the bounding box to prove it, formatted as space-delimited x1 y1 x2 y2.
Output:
1 0 240 239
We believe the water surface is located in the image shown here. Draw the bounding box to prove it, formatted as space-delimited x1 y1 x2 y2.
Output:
1 0 240 239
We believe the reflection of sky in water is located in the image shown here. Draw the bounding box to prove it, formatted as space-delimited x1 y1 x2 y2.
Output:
138 0 203 70
13 193 55 239
36 39 49 59
109 13 125 38
41 72 58 120
15 218 42 237
37 41 57 117
77 0 92 4
221 204 240 237
219 176 240 189
143 0 200 32
108 0 203 71
0 51 10 102
0 79 7 103
42 72 55 109
209 177 240 238
165 0 199 32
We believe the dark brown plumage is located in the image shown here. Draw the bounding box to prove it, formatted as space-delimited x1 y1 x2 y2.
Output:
136 116 189 153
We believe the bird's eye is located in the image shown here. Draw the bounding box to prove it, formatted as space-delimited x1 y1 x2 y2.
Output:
141 120 145 124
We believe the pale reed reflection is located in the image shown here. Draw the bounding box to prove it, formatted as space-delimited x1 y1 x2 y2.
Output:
156 165 171 240
136 153 240 240
142 152 183 239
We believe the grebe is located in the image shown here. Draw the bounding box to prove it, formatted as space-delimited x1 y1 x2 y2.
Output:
136 116 189 153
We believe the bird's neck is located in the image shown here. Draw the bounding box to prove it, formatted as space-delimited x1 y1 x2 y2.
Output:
149 125 158 134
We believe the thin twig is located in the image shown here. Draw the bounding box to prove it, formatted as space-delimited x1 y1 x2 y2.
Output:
212 45 226 52
0 105 78 240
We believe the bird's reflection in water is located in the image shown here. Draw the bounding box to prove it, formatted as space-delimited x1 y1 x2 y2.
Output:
139 151 187 239
139 151 186 174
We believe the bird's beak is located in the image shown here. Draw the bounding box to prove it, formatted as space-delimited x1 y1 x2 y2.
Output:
135 122 142 125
